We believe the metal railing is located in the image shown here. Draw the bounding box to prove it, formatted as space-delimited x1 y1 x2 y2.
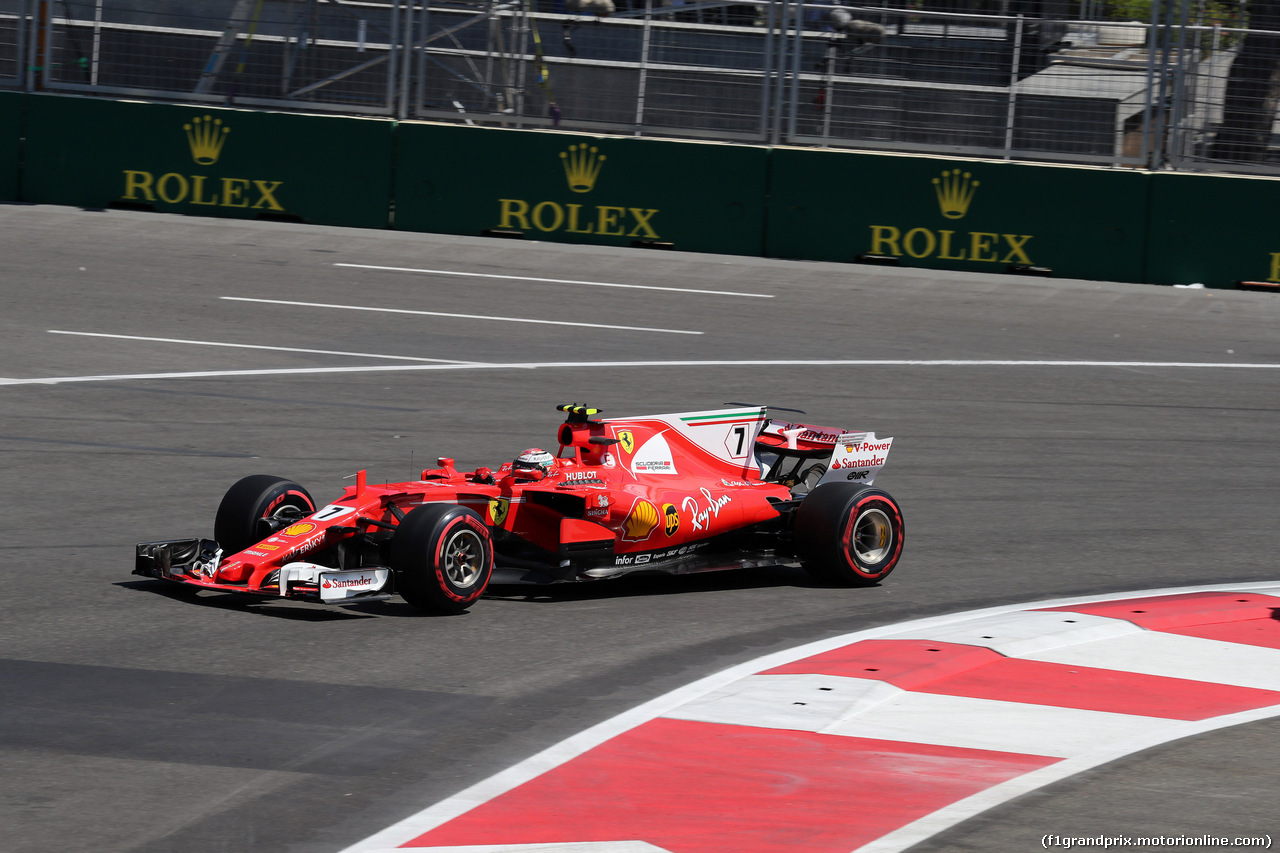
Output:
3 0 1280 175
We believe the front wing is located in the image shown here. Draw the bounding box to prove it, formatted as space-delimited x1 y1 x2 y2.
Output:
134 539 393 604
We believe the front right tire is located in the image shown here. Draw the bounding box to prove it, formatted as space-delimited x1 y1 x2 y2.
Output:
391 504 494 613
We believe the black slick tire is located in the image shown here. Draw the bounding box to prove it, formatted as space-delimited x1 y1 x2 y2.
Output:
214 475 316 555
391 504 494 613
794 482 904 586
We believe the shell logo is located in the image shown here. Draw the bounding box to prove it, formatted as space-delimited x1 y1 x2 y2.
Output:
621 498 659 542
282 522 316 537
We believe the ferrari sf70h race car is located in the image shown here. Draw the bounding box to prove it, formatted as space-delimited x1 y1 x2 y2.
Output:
135 405 904 613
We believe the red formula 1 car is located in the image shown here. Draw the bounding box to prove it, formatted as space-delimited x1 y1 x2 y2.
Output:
135 405 904 612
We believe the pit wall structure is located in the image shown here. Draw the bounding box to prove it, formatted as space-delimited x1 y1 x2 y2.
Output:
3 92 1278 290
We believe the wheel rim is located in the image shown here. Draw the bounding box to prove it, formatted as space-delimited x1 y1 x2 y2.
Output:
442 528 485 589
849 507 893 565
264 501 309 534
270 503 305 522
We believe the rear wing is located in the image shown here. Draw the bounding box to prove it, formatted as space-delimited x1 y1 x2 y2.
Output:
756 419 893 488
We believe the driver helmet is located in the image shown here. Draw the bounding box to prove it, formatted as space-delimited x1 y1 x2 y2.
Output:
512 448 555 474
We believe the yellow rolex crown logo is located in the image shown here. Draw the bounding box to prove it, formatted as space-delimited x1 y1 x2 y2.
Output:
184 115 230 166
560 144 605 194
932 169 979 220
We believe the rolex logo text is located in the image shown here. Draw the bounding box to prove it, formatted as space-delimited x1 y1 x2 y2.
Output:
495 144 660 239
867 168 1033 265
119 116 286 212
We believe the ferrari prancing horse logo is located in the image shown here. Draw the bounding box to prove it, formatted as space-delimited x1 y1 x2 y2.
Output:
618 430 635 454
489 498 510 526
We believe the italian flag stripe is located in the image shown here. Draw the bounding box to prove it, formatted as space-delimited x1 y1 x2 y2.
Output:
681 411 764 425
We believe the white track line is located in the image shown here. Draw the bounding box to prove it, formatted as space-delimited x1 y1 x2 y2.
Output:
667 673 1193 758
0 364 512 386
47 331 477 364
857 702 1280 853
338 581 1280 853
334 263 774 299
404 840 670 845
887 610 1280 689
5 359 1280 387
221 297 703 336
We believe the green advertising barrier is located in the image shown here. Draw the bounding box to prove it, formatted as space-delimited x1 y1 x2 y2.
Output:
0 91 21 202
21 95 394 228
1145 172 1280 288
766 148 1151 283
394 123 769 256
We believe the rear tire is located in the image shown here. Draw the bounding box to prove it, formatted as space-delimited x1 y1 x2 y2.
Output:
391 504 494 613
214 475 315 555
794 483 904 586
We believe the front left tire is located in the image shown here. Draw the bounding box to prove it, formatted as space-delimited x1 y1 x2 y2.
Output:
214 475 316 555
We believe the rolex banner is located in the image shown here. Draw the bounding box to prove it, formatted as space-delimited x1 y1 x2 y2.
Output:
765 147 1150 283
14 92 1280 289
1145 171 1280 288
20 94 394 229
0 91 20 202
393 122 769 257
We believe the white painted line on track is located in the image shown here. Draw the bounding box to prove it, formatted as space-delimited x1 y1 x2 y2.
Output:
0 363 513 386
337 581 1280 853
221 297 704 336
1022 631 1280 691
389 840 670 845
334 263 774 299
667 673 1192 758
885 610 1145 657
856 701 1280 853
46 331 477 364
888 610 1280 690
4 358 1280 387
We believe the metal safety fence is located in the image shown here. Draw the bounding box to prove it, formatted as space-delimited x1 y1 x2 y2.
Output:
4 0 1280 175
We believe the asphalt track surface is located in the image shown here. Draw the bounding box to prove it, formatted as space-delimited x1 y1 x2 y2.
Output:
1 203 1278 853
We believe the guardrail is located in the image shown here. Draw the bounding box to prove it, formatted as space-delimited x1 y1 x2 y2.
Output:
19 93 394 228
6 91 1280 289
0 89 18 199
1147 171 1280 288
392 121 769 255
765 147 1152 283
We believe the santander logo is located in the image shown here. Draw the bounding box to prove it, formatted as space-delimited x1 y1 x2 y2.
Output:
323 575 375 589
